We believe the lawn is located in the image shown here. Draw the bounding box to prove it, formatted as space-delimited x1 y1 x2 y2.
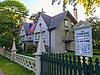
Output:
0 55 34 75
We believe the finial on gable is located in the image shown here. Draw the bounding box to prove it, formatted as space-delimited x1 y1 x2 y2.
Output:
42 8 45 13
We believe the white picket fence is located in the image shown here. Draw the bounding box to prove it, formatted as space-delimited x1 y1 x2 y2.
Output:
14 54 36 72
0 48 36 73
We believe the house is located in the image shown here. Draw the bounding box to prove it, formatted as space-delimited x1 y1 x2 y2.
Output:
19 22 35 51
33 10 77 53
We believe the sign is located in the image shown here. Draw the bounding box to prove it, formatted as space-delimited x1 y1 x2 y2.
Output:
75 27 92 57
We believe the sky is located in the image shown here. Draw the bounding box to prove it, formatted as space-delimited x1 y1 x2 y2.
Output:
0 0 100 21
19 0 100 21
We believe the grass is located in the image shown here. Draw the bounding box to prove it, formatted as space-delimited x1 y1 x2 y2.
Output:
0 55 34 75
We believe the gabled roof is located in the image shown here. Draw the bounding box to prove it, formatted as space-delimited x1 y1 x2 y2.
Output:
73 20 92 30
49 11 66 29
40 13 51 28
40 11 77 30
66 11 77 24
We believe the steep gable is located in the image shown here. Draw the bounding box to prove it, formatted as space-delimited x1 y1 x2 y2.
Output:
49 12 66 29
40 13 51 28
34 15 49 33
66 11 77 24
39 11 77 30
73 20 91 30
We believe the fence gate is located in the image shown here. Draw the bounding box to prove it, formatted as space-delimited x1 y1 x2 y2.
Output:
41 52 100 75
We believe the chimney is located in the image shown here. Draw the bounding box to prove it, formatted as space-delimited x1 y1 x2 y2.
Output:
73 8 78 20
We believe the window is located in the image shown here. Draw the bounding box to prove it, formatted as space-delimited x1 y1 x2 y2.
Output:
42 31 45 39
35 31 45 40
35 33 39 40
64 19 68 27
71 22 74 29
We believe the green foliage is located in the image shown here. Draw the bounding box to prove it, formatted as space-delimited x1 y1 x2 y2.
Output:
27 44 37 53
0 55 34 75
0 0 28 50
0 0 28 36
76 0 100 15
17 43 37 56
17 52 36 58
65 0 100 15
93 50 100 55
53 0 100 15
86 17 100 50
0 32 13 50
0 32 21 51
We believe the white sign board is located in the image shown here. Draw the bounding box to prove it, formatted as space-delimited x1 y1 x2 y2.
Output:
75 27 92 57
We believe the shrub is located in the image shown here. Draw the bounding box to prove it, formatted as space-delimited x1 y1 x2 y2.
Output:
93 50 100 55
27 44 37 53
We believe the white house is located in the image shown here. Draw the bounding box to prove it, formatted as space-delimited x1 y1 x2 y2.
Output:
33 11 77 53
19 22 35 51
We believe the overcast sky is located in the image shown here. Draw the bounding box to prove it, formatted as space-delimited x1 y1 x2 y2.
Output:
0 0 100 21
19 0 100 21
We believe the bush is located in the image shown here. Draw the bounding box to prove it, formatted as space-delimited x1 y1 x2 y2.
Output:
93 50 100 55
27 44 37 53
0 32 13 50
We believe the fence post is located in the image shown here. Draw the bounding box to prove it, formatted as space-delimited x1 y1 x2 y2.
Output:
11 38 17 61
34 53 42 75
34 28 46 75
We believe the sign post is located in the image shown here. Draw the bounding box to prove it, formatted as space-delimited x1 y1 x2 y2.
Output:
73 21 93 57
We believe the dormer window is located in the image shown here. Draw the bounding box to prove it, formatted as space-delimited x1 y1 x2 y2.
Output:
64 19 68 27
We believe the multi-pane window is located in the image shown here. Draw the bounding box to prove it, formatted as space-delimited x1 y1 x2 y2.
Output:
35 31 45 40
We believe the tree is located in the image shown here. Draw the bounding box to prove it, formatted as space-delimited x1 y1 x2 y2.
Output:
29 12 41 24
76 0 100 15
0 0 28 36
86 16 100 50
0 0 28 49
0 32 13 50
52 0 100 15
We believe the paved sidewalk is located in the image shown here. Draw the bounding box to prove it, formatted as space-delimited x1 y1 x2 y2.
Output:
0 69 4 75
